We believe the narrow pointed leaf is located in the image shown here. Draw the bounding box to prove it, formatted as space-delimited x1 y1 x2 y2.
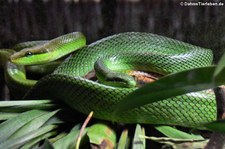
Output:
0 112 18 120
0 125 57 149
145 136 208 149
53 124 82 149
44 116 64 125
40 139 55 149
132 124 145 149
0 100 52 107
0 104 56 113
0 110 48 143
117 129 129 149
48 132 67 143
214 52 225 78
20 131 58 149
0 101 57 113
142 128 145 148
9 110 59 139
155 126 204 140
170 140 209 149
114 66 225 114
144 136 205 142
204 119 225 133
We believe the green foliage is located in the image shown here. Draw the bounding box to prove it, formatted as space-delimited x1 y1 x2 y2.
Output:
155 126 204 140
87 123 116 149
214 52 225 78
0 125 58 149
53 124 82 149
8 110 59 140
0 110 49 143
205 119 225 133
203 52 225 133
117 129 129 149
132 124 145 149
145 126 207 149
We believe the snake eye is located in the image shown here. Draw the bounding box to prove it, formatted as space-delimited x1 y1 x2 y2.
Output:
25 51 33 57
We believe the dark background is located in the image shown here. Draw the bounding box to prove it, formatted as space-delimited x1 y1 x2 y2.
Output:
0 0 225 62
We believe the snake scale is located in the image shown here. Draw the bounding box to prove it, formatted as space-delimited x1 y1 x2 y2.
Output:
6 32 216 129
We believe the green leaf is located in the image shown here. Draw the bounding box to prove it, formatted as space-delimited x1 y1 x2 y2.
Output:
0 100 56 113
145 136 204 142
155 126 204 140
87 123 116 149
146 126 206 147
0 125 58 149
44 116 64 126
205 119 225 133
53 124 82 149
8 110 59 139
214 52 225 78
114 66 225 114
40 139 55 149
117 129 129 149
48 132 67 144
0 100 52 107
169 140 209 149
132 124 145 149
0 110 48 143
0 104 56 113
0 112 18 120
20 131 58 149
145 136 208 149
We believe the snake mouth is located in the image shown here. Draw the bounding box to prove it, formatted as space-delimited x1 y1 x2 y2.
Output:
84 70 163 87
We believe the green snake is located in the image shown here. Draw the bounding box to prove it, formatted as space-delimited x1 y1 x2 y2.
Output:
2 32 216 129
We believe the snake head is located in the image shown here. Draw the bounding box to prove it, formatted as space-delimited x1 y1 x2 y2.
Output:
10 46 51 65
105 74 137 88
10 32 86 65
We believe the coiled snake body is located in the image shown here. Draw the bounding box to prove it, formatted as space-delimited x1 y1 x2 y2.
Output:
10 32 216 129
